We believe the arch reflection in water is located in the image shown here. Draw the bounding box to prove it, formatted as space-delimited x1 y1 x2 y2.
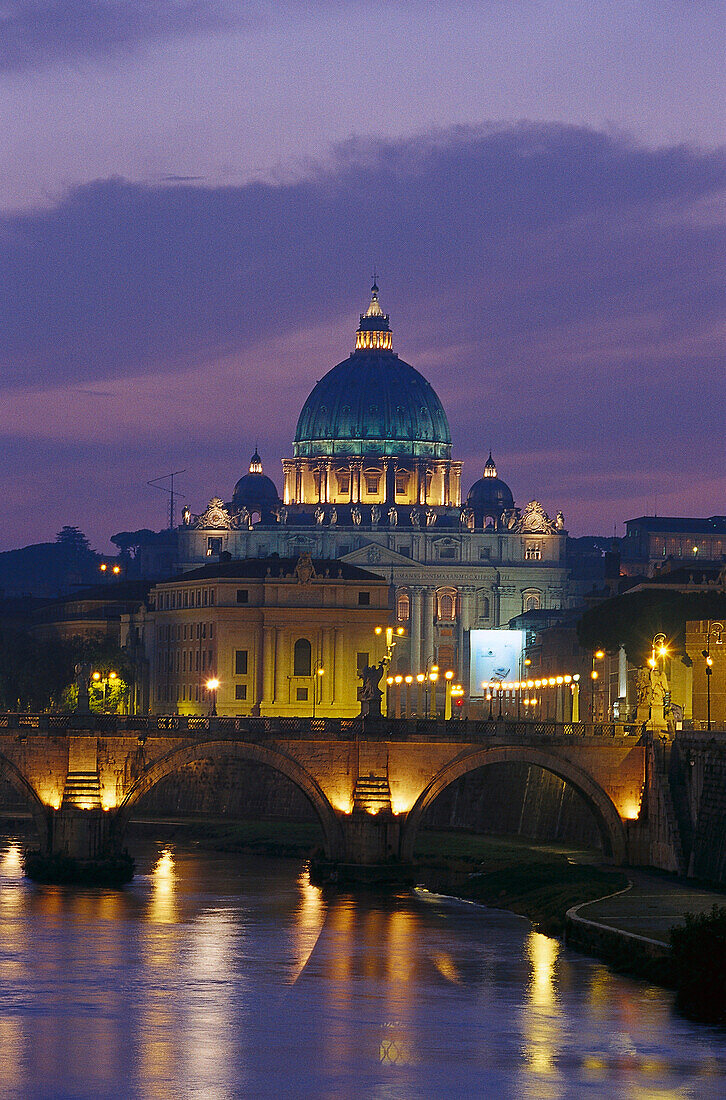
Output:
291 868 325 981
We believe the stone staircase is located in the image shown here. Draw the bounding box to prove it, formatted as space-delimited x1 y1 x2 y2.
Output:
353 774 392 814
62 770 102 810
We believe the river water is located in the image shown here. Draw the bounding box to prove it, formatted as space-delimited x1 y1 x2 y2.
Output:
1 832 725 1099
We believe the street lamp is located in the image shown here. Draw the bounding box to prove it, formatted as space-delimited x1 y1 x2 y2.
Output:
311 667 324 719
92 669 118 712
428 669 439 719
206 677 219 716
590 649 605 722
444 670 455 720
702 622 723 732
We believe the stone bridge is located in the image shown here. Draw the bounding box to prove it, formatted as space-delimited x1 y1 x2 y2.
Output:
0 714 651 869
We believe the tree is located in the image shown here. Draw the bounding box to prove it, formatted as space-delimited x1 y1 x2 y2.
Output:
55 526 93 556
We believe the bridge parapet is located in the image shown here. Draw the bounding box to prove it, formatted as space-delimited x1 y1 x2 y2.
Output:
0 713 644 743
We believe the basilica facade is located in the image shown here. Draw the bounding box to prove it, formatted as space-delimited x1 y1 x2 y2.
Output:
178 284 571 691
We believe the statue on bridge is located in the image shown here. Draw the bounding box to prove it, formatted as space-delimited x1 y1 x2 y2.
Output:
74 662 93 714
358 660 386 718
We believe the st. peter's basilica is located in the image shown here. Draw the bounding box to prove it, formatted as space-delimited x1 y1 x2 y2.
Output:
178 283 571 686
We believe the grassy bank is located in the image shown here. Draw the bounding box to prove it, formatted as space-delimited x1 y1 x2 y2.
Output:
413 830 629 937
127 816 324 858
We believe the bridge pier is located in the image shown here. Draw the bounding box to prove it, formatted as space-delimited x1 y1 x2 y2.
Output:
340 809 401 865
50 808 113 861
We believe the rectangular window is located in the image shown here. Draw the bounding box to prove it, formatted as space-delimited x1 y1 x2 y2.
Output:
202 623 207 638
438 547 457 559
184 591 189 608
296 687 309 701
195 652 200 672
358 591 370 605
203 589 208 606
357 652 370 675
207 536 222 556
202 651 206 671
236 589 249 604
398 545 411 557
195 685 199 701
210 589 215 605
479 548 490 559
183 652 187 672
337 473 350 494
235 684 247 701
525 546 541 561
365 475 379 494
209 623 214 638
235 650 248 675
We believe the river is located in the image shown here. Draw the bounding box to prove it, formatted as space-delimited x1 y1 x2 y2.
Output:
0 831 724 1099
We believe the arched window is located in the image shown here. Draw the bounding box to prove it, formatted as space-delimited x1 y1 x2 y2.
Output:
523 593 541 612
438 589 457 622
293 638 312 677
397 592 410 622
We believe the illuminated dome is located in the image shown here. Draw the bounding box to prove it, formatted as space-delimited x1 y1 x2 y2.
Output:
294 283 451 460
232 450 280 518
466 453 514 522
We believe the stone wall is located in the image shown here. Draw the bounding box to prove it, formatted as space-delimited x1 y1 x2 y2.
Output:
134 758 316 821
421 763 602 848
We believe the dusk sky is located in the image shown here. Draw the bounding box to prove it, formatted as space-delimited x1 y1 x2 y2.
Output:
2 1 724 552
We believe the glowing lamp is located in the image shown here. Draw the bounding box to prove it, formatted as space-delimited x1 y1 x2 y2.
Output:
445 670 455 680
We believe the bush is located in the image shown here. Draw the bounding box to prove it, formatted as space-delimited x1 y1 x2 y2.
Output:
671 905 726 1025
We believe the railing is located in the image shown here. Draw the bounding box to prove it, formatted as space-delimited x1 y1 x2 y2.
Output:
0 712 646 742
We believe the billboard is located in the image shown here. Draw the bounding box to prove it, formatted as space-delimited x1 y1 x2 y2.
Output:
470 630 525 695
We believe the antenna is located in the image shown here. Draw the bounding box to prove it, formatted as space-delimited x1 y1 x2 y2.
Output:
147 469 187 529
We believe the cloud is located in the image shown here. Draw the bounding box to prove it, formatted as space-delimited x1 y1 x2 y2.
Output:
0 0 239 70
1 121 724 545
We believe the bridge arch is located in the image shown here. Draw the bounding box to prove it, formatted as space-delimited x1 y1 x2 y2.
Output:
113 739 345 859
0 751 50 851
400 745 629 864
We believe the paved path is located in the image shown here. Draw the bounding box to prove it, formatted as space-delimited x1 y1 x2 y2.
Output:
575 870 726 945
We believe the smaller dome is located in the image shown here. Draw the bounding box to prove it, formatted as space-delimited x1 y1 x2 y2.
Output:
232 451 280 517
466 453 514 520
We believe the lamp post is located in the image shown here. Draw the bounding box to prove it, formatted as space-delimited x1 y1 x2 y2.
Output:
590 650 605 722
375 624 405 716
428 669 439 718
416 673 426 718
444 670 455 720
404 675 413 717
702 622 723 732
206 677 219 716
311 667 324 719
92 669 118 712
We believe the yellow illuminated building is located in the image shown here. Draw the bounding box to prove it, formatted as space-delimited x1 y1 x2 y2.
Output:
131 553 390 717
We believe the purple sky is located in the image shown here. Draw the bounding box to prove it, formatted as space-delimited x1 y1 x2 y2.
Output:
1 1 724 551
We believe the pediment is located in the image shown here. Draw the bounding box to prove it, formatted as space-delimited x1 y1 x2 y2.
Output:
341 542 416 567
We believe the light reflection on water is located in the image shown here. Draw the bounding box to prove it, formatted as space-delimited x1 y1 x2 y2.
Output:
0 832 724 1099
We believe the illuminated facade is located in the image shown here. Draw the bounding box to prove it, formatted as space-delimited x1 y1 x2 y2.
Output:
132 556 390 717
178 284 572 691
